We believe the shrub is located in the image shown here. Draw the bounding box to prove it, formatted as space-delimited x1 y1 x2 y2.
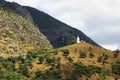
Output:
44 69 61 79
17 56 25 64
89 52 94 58
7 56 17 63
89 47 93 51
104 54 109 60
2 62 15 71
112 63 120 75
18 64 30 77
97 56 102 63
113 52 119 58
38 56 44 64
67 57 73 63
80 51 87 58
53 49 59 55
62 49 70 57
73 62 101 78
27 51 38 58
35 69 41 78
74 48 77 53
46 57 55 64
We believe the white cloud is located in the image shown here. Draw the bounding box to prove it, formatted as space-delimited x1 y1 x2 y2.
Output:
101 44 119 51
5 0 120 50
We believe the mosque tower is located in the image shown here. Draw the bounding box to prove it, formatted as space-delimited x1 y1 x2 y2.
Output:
77 36 80 43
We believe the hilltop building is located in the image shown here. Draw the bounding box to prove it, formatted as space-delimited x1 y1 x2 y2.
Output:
77 36 86 44
77 36 80 43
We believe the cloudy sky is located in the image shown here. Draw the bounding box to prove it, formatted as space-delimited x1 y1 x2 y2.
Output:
6 0 120 50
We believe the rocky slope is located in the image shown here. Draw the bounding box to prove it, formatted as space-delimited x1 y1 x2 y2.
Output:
0 0 100 48
0 0 34 24
0 7 52 55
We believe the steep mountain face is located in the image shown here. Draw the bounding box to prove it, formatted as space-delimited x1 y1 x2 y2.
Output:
24 6 99 48
0 7 52 55
0 0 99 48
0 0 34 24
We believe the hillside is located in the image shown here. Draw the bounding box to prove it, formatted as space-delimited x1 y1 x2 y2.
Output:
0 0 34 24
0 7 52 56
24 6 99 48
0 43 119 80
0 0 100 48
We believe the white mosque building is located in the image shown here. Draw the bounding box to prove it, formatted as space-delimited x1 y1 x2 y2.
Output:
77 36 80 43
77 36 86 44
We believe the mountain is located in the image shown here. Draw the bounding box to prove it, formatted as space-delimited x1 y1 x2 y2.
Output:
0 6 52 55
24 6 100 48
0 0 100 48
0 0 34 24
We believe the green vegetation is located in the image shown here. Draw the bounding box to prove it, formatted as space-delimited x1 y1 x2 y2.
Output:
1 1 120 80
80 51 87 58
0 7 52 55
0 43 119 80
62 49 70 57
112 61 120 75
89 52 95 58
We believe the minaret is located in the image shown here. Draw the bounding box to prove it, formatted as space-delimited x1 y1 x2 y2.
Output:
77 36 80 43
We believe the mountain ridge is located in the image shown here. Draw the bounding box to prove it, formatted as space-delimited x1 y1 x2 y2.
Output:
24 6 100 48
0 0 34 24
0 0 100 48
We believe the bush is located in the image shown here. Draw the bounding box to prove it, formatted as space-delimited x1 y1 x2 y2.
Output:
6 72 28 80
18 64 30 77
38 56 44 64
104 54 109 60
97 56 102 63
7 56 17 63
62 49 70 56
113 52 119 58
89 52 94 58
35 69 41 78
53 49 59 55
80 51 87 58
74 48 77 53
67 57 73 63
73 62 101 78
2 62 16 71
44 69 61 79
99 68 110 80
46 57 55 64
27 51 38 58
112 64 120 75
17 56 25 64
